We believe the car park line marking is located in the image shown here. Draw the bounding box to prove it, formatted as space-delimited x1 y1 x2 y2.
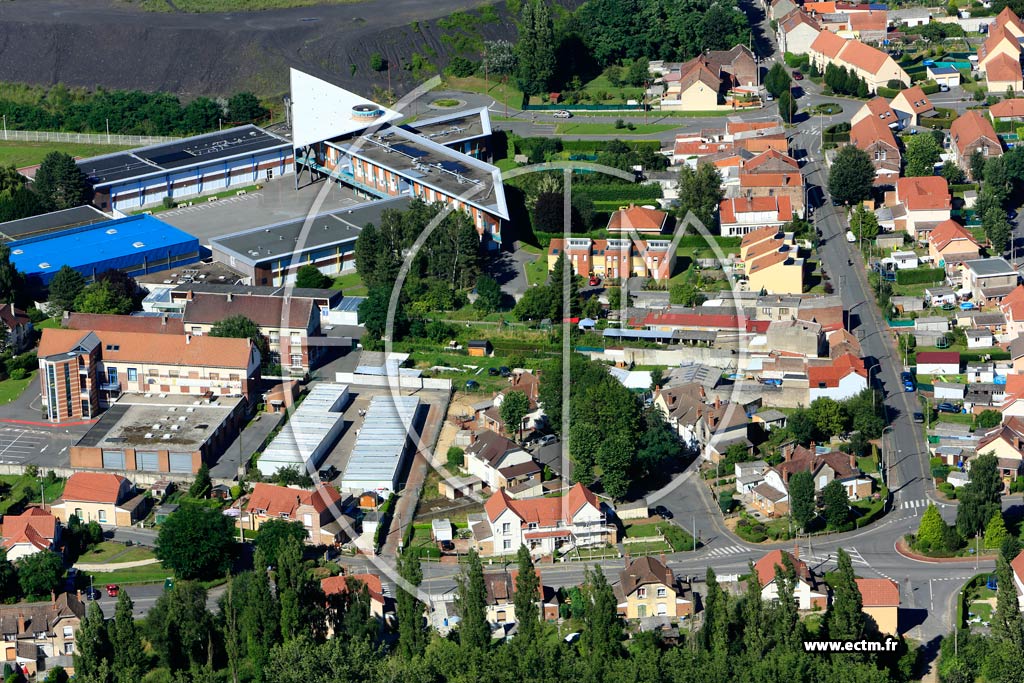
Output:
0 430 28 457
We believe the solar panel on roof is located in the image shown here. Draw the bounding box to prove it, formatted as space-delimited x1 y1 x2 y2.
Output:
438 161 468 173
392 143 428 158
147 150 194 166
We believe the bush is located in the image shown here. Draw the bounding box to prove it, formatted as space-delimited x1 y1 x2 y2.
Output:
895 267 945 285
938 482 957 498
920 81 941 95
161 197 177 210
876 86 900 98
573 184 662 202
7 369 25 381
369 52 387 71
445 56 477 78
446 446 464 471
718 490 735 513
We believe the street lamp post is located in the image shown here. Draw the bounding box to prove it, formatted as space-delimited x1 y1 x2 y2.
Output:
881 425 896 498
867 363 880 410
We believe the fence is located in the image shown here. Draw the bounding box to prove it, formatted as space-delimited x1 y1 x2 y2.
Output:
0 129 180 147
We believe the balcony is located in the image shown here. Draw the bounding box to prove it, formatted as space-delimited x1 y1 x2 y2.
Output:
98 381 121 393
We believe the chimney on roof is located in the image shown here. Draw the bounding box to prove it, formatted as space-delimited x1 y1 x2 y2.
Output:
714 397 721 409
186 290 193 300
782 441 795 461
227 293 233 303
624 551 631 568
16 616 24 634
50 590 55 604
62 310 69 323
185 334 191 345
850 454 857 470
161 315 168 327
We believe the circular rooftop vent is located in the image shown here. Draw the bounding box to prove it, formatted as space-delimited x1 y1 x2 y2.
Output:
106 228 118 235
11 250 22 255
351 103 384 121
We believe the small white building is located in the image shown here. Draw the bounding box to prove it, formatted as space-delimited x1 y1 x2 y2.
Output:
892 251 920 270
933 381 966 401
966 362 995 383
916 351 961 375
966 328 995 349
925 287 957 307
927 64 961 89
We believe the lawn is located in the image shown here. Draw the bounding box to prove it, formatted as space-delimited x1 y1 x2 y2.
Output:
81 563 171 585
132 183 262 214
0 371 35 405
554 122 677 135
331 271 368 296
0 141 131 168
77 541 155 565
522 245 550 288
139 0 360 9
857 454 878 475
445 76 526 109
34 317 62 330
0 474 66 514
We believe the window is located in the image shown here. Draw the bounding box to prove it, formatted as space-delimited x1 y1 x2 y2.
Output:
127 368 137 382
303 513 313 527
502 523 511 534
503 539 512 550
656 587 667 597
496 609 507 623
63 642 74 655
291 354 303 367
527 523 537 530
191 327 202 335
637 587 647 599
637 604 647 617
270 331 280 343
98 510 107 523
74 508 83 520
107 367 117 384
63 627 73 638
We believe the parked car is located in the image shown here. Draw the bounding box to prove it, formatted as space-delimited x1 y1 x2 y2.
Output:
499 366 512 377
319 465 339 481
766 93 774 101
536 434 558 447
938 402 960 413
164 578 175 591
654 505 674 519
553 110 573 118
487 367 500 376
913 412 925 424
106 584 120 597
85 587 101 601
465 380 480 390
901 371 915 392
939 83 950 92
793 70 804 80
439 540 455 552
846 230 856 243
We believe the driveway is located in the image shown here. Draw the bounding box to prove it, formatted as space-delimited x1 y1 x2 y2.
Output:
211 410 283 480
488 246 535 299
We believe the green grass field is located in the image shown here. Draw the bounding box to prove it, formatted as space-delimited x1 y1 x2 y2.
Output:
0 141 132 168
331 271 368 296
554 122 677 135
77 541 156 565
445 76 526 109
0 371 35 406
81 563 170 585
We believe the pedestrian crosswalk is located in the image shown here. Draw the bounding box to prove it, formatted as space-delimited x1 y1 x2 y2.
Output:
705 544 750 557
802 547 869 568
900 499 928 510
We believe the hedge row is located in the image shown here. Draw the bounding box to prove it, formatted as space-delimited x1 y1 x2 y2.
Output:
949 183 979 193
677 235 741 249
574 183 663 201
560 139 662 153
896 267 945 285
876 86 900 99
920 81 941 95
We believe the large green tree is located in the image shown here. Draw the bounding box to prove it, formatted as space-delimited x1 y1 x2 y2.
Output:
48 265 86 313
254 518 309 568
33 151 89 210
993 552 1024 647
208 314 269 359
74 602 111 683
146 581 214 672
155 502 235 580
821 479 850 529
514 0 557 96
0 244 21 307
957 453 1003 539
294 264 331 289
226 92 268 123
15 550 64 597
474 274 503 313
499 390 530 440
111 591 148 683
916 503 949 551
764 63 792 98
74 280 133 315
904 133 943 177
677 162 724 232
513 545 540 641
455 549 490 650
825 549 864 642
828 145 876 206
789 470 815 531
395 547 426 659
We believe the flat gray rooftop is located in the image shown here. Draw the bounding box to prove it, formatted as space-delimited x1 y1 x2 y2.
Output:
210 196 410 266
76 395 243 451
966 257 1016 277
0 205 109 241
402 108 489 146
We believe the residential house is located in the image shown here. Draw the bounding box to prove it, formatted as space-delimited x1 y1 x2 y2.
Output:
614 555 693 619
809 32 910 92
547 237 676 281
49 472 145 527
1000 285 1024 338
0 304 32 353
695 398 749 462
660 58 726 111
808 352 868 401
607 205 669 234
752 444 873 518
735 459 769 493
990 98 1024 123
856 578 900 635
37 327 260 422
890 86 936 128
0 509 60 561
464 430 537 491
927 64 961 89
850 96 899 128
968 328 995 349
240 482 348 545
849 9 888 42
471 483 614 556
1010 549 1024 608
63 312 185 335
962 257 1019 305
737 170 805 216
778 10 822 55
986 53 1024 94
755 549 828 610
707 45 759 89
766 319 824 357
483 569 559 629
976 417 1024 482
771 0 799 21
719 196 794 237
927 219 981 270
950 110 1003 179
916 351 961 375
476 371 544 435
0 593 86 676
746 244 805 295
892 176 951 239
849 112 901 184
181 292 319 374
653 383 707 449
740 226 788 261
321 573 388 621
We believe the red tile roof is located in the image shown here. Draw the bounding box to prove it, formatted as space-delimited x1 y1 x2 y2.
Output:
863 96 897 122
740 225 782 248
1013 549 1024 585
896 176 950 212
990 98 1024 118
856 578 900 606
673 140 735 157
997 6 1024 34
811 29 847 59
894 86 934 115
748 248 793 274
739 172 801 188
743 148 800 172
643 311 746 330
484 483 600 525
245 483 342 517
916 351 960 365
850 115 899 154
838 39 890 73
0 304 29 331
320 573 385 604
808 352 867 386
65 312 185 335
951 110 1002 158
1001 285 1024 321
928 219 979 252
849 9 886 31
39 328 254 370
754 549 812 586
1 509 58 553
62 472 127 505
607 205 668 233
719 196 793 225
781 9 820 33
986 52 1023 84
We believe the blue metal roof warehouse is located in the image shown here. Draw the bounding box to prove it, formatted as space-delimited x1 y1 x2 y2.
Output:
9 214 201 284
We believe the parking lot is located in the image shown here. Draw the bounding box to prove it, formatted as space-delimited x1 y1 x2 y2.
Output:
159 177 367 243
0 426 80 468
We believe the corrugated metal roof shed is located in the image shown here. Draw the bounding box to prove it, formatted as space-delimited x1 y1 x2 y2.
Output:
340 395 419 494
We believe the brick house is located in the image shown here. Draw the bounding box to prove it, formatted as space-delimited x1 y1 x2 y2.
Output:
0 593 85 676
755 549 828 610
240 483 348 545
613 555 693 619
49 472 146 528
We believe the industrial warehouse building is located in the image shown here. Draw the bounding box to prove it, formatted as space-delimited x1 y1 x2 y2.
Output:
70 394 248 475
257 383 350 477
289 69 509 247
210 196 410 286
77 125 293 212
9 214 201 284
0 204 109 242
340 395 420 495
